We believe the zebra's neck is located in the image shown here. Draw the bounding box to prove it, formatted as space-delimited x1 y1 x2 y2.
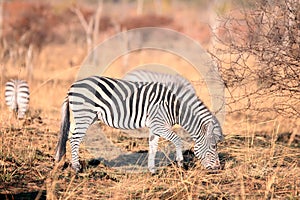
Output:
177 95 213 137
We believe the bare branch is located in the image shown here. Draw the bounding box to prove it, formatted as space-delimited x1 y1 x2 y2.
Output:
213 0 300 120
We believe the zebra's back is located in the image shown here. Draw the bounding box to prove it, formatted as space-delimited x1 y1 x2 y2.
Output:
123 69 197 101
68 76 178 130
5 79 30 119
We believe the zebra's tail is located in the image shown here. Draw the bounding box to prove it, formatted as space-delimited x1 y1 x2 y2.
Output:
55 97 70 162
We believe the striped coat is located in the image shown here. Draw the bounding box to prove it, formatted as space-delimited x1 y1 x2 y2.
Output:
5 79 30 119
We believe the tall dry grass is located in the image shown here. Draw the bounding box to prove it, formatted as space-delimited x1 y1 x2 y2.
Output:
1 111 298 199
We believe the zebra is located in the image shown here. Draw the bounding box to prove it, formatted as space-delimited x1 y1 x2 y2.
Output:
5 79 30 119
123 69 197 101
123 70 224 165
55 76 224 173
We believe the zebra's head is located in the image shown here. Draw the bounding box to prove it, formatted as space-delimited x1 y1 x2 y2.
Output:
194 116 224 170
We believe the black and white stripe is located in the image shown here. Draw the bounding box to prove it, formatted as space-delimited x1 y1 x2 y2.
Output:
124 70 224 169
123 70 197 100
55 75 223 173
5 79 30 119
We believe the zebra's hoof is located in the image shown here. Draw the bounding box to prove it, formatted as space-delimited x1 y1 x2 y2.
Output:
148 167 157 175
177 160 184 168
151 171 159 176
72 163 82 173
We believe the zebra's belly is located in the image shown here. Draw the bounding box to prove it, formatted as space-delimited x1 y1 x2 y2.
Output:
97 108 148 130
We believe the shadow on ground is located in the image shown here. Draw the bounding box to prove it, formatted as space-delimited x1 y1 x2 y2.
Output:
84 124 196 172
0 190 46 200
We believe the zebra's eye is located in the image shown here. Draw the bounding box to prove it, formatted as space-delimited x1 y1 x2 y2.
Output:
211 144 217 149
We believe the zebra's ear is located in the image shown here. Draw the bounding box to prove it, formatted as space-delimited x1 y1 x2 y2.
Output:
213 129 224 143
210 123 223 142
210 116 224 143
207 117 224 142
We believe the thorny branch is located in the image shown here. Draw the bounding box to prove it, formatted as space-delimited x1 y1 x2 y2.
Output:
212 0 300 120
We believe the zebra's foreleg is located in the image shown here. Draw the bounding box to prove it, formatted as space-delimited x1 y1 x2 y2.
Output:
156 104 184 167
148 132 160 174
160 128 184 168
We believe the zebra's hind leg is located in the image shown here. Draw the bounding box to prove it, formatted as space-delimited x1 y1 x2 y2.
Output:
70 135 84 172
148 132 160 174
70 113 97 172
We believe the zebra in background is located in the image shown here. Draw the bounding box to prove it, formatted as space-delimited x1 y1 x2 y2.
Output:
5 79 30 119
123 69 197 101
55 76 223 173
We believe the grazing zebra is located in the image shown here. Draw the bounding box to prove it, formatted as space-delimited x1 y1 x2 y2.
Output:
124 70 224 164
55 76 223 173
5 79 30 119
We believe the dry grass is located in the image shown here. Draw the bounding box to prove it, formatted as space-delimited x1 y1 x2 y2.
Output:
1 62 299 198
0 109 299 199
2 61 299 199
